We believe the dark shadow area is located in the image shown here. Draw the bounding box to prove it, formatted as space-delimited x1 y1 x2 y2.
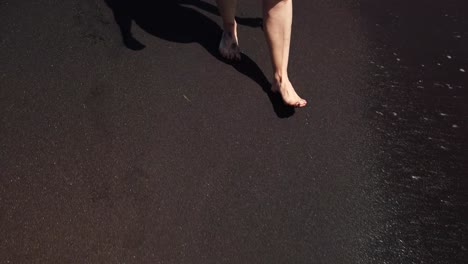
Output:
104 0 294 118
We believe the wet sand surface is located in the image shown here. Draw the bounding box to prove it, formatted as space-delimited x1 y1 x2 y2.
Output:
1 0 467 263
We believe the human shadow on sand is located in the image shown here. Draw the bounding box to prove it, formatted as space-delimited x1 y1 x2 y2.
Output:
105 0 294 118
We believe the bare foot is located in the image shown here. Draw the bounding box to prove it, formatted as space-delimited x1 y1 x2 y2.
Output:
219 30 241 61
272 78 307 108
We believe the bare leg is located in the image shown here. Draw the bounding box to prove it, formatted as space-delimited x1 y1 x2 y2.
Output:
263 0 306 107
216 0 241 60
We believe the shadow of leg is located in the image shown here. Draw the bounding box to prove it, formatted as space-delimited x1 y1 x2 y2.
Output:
181 0 263 28
105 0 146 50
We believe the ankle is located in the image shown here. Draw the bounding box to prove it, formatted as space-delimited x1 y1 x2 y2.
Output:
274 72 289 84
223 21 237 34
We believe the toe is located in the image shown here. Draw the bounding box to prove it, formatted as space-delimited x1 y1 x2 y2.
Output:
296 99 307 108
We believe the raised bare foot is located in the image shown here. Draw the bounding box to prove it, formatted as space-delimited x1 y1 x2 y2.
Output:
272 78 307 108
219 24 241 61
